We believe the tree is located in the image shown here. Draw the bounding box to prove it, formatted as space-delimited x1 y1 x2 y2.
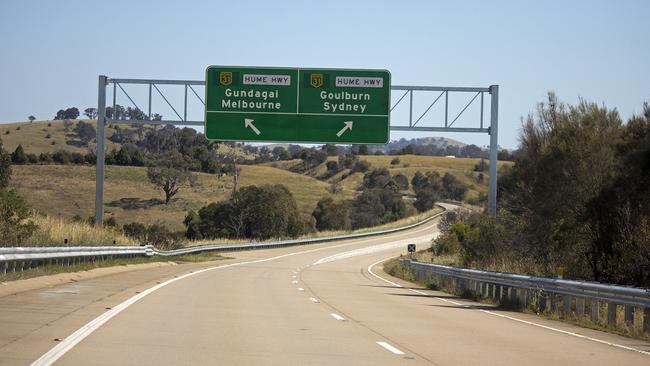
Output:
0 138 11 188
83 108 97 119
188 184 305 240
322 144 339 156
362 168 392 189
115 146 132 166
56 107 79 120
11 145 27 164
312 197 351 231
0 189 37 244
28 116 36 123
357 144 368 155
75 121 97 144
131 149 145 166
147 152 196 204
393 174 409 190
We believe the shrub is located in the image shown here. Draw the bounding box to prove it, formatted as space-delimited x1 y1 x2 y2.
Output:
45 133 52 138
351 160 371 173
0 138 11 188
390 157 400 165
0 189 37 245
393 174 409 190
312 197 352 231
188 184 305 240
11 145 27 164
52 150 70 164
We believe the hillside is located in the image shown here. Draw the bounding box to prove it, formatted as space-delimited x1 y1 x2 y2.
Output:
370 136 466 153
0 119 254 158
10 164 330 232
268 154 512 203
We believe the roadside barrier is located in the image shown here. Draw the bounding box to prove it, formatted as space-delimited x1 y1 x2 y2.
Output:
0 211 444 275
400 259 650 334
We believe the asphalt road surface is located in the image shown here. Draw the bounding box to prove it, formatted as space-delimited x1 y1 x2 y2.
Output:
1 211 649 365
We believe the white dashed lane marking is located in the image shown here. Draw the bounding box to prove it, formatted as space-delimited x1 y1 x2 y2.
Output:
376 341 405 355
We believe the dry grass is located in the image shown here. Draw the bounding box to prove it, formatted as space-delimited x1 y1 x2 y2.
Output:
1 119 127 155
10 164 331 232
21 215 134 246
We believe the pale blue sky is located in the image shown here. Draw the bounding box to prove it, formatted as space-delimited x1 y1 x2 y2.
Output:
1 0 648 148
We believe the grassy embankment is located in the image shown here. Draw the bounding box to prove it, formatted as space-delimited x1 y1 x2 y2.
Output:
10 164 331 232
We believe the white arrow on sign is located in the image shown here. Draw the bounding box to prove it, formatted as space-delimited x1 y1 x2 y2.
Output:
336 121 353 137
244 118 261 135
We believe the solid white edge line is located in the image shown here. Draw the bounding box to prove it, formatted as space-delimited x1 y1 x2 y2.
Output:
32 230 429 366
330 313 346 321
376 341 405 355
367 257 650 357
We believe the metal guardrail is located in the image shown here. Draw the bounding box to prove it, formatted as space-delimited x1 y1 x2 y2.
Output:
400 259 650 333
0 211 444 275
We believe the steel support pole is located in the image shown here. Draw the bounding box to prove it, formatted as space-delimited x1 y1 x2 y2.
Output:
95 75 107 226
488 85 499 216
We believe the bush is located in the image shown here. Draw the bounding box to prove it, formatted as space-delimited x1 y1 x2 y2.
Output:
52 150 71 164
390 157 400 165
0 189 37 245
45 133 52 139
123 221 181 249
187 184 305 240
312 197 352 231
11 145 27 164
351 160 371 173
26 153 38 164
393 174 409 190
362 168 392 189
39 152 53 163
0 138 11 188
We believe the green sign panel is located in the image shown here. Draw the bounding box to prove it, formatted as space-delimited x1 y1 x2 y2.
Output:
204 66 390 144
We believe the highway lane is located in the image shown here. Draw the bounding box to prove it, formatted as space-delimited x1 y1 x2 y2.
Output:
2 210 649 365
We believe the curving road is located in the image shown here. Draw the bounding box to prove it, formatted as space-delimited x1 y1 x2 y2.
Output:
1 211 649 365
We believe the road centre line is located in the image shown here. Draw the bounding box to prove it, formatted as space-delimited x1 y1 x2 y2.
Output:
367 257 650 357
31 222 439 366
297 287 305 292
309 297 320 303
376 341 405 355
330 313 346 321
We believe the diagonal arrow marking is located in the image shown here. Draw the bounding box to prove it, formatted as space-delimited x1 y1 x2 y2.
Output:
336 121 353 137
244 118 261 135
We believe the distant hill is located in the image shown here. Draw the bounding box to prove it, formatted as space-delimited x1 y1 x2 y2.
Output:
370 136 466 154
0 119 255 159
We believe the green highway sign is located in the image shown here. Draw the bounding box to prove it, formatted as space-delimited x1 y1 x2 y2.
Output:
204 66 390 144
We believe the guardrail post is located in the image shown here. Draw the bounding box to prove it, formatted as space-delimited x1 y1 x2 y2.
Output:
576 298 585 320
550 294 557 314
539 294 547 313
607 303 617 327
563 296 572 318
510 287 518 307
590 300 599 323
624 305 633 327
644 307 650 333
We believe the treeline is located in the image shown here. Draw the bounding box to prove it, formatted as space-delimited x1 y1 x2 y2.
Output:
433 94 650 287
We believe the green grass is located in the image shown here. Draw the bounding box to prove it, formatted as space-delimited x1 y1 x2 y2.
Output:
10 164 331 231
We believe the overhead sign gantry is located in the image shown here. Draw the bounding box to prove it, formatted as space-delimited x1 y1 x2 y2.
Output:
204 66 390 144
